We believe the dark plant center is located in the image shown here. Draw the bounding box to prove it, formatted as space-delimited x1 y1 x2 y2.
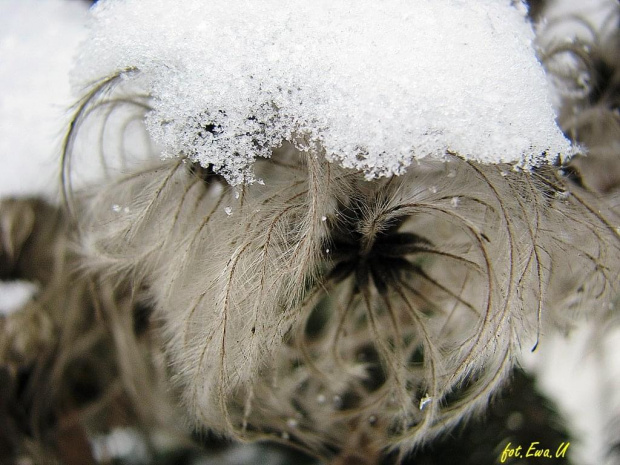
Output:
327 201 432 295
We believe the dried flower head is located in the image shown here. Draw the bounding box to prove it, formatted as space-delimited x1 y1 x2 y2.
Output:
58 71 620 463
539 2 620 194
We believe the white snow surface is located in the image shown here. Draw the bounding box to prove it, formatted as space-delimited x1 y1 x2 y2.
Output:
0 0 89 199
75 0 573 184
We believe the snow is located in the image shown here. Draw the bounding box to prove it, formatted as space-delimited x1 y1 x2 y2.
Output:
521 325 620 465
74 0 572 184
0 0 89 199
0 281 39 316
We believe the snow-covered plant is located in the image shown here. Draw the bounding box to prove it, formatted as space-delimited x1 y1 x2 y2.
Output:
61 0 620 463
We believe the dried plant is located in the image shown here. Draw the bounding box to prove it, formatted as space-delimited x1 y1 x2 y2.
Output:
538 5 620 462
0 197 178 465
539 2 620 194
51 70 620 464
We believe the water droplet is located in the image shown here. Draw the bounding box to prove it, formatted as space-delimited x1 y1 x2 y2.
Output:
281 431 289 440
111 204 121 213
576 71 591 88
368 415 378 426
419 393 432 410
225 206 233 216
450 197 459 208
506 411 524 431
332 395 343 409
321 216 327 221
429 186 438 194
325 248 330 253
316 394 326 405
286 418 298 428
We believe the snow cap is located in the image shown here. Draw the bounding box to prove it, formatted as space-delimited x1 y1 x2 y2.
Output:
75 0 573 184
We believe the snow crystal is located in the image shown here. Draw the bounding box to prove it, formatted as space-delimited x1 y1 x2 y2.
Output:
74 0 572 185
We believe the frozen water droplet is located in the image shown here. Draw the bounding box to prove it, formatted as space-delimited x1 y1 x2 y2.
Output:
500 171 508 177
321 216 327 221
225 206 233 216
286 418 298 428
257 179 265 185
332 395 343 409
111 204 121 213
450 197 459 208
419 393 432 410
234 191 240 199
429 186 438 194
316 394 326 405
